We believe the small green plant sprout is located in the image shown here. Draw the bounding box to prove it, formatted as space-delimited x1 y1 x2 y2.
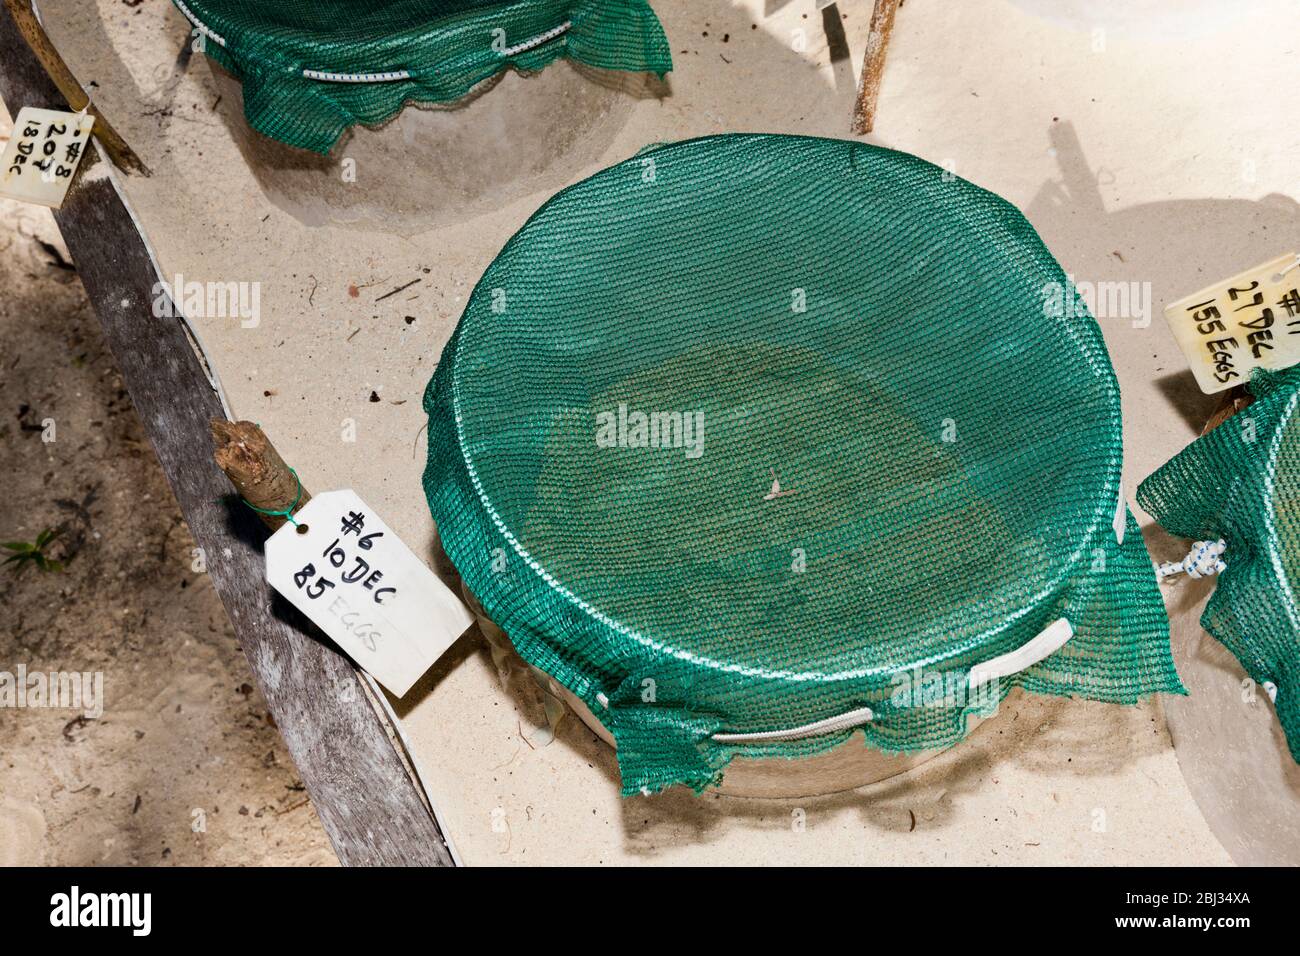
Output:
3 528 64 574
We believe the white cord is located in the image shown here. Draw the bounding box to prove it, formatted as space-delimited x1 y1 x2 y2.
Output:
1272 253 1300 282
1156 539 1227 582
501 20 571 57
173 0 228 48
594 686 876 743
302 68 412 84
712 706 876 744
587 618 1076 745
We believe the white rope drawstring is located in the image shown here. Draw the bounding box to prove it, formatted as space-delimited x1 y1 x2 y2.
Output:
712 706 876 744
502 21 571 57
1156 539 1227 582
302 68 412 83
299 25 572 83
589 618 1073 746
174 0 228 47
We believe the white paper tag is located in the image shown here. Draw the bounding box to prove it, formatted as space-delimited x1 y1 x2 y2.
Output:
1162 252 1300 394
265 490 474 698
0 107 96 209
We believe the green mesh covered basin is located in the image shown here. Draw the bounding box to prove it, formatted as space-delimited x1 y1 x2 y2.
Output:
170 0 672 153
1140 365 1300 762
424 135 1183 795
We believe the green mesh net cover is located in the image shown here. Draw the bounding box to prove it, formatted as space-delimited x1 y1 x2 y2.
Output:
171 0 672 153
1139 365 1300 761
423 135 1183 796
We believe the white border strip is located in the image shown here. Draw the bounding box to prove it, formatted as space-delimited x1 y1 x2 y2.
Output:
173 1 570 84
359 672 464 866
100 159 235 419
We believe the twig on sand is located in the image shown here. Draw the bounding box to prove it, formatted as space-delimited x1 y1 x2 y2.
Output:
376 278 421 302
851 0 901 135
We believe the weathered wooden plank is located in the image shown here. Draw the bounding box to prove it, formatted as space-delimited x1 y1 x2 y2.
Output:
0 2 453 867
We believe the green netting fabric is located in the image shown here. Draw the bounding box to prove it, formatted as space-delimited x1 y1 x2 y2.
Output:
1139 365 1300 761
171 0 672 153
423 134 1183 796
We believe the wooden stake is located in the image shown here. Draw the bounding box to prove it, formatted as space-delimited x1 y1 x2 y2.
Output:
1201 387 1252 436
4 0 149 175
211 420 311 531
852 0 901 135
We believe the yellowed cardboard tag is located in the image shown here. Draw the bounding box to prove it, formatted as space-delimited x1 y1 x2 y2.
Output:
0 107 95 209
265 490 474 698
1162 252 1300 393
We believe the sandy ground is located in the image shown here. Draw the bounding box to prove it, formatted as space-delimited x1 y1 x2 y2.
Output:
0 172 333 865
